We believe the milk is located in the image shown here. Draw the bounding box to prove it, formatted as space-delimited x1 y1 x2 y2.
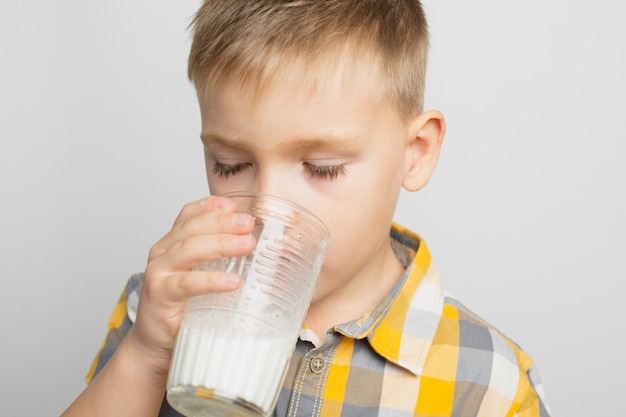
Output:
167 316 294 415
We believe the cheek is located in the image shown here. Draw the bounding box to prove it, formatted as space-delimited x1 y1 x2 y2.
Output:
328 171 401 246
319 195 392 257
316 158 404 233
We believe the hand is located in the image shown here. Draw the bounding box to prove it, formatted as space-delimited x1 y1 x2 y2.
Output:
125 196 256 375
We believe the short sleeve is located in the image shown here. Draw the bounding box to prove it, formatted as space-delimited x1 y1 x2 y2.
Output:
84 273 144 384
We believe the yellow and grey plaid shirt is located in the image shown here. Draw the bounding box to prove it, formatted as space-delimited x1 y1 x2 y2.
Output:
87 224 552 417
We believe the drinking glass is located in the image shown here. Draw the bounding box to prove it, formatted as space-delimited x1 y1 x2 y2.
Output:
166 191 331 417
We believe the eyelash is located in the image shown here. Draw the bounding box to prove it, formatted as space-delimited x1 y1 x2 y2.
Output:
212 161 250 178
211 161 346 180
302 162 346 180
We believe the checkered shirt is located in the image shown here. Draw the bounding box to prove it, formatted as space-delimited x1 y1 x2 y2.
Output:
86 224 552 417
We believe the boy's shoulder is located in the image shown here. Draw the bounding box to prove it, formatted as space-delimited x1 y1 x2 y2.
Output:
443 292 527 358
440 291 535 377
385 225 551 415
390 224 529 359
391 225 537 373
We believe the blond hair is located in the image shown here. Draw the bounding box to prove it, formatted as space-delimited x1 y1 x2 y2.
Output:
188 0 429 119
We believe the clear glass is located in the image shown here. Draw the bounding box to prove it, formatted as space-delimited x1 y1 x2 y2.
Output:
166 192 331 417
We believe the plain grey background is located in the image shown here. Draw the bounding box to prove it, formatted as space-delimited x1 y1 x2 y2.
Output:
1 1 624 415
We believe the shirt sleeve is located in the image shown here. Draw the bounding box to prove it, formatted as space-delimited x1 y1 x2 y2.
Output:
84 273 143 384
516 364 553 417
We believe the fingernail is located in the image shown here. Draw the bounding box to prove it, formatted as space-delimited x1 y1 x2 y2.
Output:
216 197 234 210
233 213 252 227
236 234 252 245
224 273 240 286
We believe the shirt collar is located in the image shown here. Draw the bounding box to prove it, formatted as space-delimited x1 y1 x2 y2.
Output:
334 223 445 375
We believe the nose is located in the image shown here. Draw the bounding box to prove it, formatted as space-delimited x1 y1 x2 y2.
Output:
250 165 295 202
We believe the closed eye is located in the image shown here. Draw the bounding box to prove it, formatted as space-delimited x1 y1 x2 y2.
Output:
211 160 346 180
303 162 346 181
212 161 251 178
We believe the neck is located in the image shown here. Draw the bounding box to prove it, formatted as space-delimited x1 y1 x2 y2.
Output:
304 242 405 340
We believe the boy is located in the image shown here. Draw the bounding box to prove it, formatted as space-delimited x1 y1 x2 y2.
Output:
62 1 551 416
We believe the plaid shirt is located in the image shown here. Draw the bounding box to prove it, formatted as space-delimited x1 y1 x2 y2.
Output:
87 224 552 417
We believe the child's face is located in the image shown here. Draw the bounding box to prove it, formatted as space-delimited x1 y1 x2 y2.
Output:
197 65 426 302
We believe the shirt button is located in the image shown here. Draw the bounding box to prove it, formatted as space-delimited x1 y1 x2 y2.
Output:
310 357 325 374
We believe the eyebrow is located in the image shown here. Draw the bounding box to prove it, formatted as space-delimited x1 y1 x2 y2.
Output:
200 133 363 155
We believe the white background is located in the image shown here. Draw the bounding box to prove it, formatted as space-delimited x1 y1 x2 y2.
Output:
1 1 624 416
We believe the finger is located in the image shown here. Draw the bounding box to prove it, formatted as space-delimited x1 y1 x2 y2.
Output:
163 270 243 302
150 209 255 261
149 232 256 273
172 196 237 227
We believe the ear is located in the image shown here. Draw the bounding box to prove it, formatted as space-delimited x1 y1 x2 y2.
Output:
402 110 446 192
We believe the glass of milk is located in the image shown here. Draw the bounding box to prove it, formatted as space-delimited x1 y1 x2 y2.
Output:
166 191 331 417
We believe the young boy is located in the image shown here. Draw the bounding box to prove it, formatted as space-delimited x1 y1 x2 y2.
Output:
62 1 551 416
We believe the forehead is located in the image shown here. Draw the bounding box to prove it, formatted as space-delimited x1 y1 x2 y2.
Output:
196 55 407 155
197 58 397 137
197 44 387 111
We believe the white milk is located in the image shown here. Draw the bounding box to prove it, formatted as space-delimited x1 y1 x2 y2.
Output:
167 320 293 414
